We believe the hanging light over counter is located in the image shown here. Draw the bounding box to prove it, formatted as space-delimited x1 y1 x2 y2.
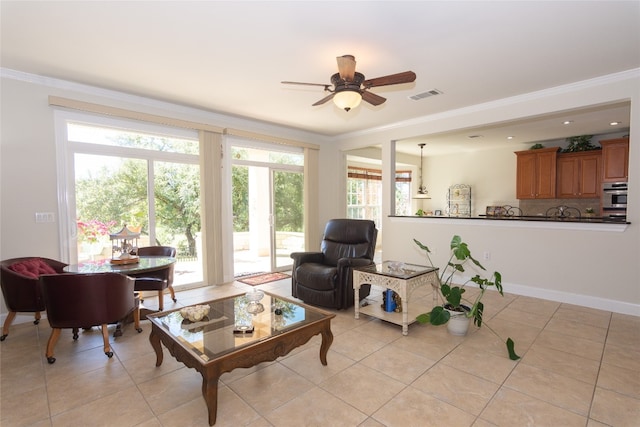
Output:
413 143 431 199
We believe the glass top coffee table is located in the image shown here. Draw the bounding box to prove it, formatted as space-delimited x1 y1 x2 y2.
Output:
147 291 335 426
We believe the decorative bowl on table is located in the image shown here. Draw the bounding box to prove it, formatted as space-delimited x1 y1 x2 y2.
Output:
245 290 265 314
180 304 210 322
388 261 405 272
245 289 265 302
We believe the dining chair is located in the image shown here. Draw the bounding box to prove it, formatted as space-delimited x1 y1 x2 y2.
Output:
134 246 177 311
0 257 68 341
40 272 141 364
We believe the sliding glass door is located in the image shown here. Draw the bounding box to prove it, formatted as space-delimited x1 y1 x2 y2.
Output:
230 144 304 276
272 169 304 270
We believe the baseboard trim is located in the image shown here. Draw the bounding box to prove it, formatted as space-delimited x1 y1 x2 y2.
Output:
504 282 640 317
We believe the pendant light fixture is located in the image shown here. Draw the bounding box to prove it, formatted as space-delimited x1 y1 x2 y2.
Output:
413 143 431 199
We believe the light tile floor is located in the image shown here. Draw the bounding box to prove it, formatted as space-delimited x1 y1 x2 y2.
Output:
1 278 639 427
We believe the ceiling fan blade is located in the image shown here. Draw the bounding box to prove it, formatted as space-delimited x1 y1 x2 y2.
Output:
336 55 356 81
361 90 386 106
282 81 329 88
312 93 336 106
363 71 416 88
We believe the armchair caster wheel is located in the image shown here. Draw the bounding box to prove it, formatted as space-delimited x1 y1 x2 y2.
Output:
73 332 79 340
136 328 143 333
172 298 177 303
47 357 56 364
34 319 40 325
105 351 114 358
0 334 7 341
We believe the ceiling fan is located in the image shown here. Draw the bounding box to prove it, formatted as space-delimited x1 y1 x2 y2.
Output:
282 55 416 111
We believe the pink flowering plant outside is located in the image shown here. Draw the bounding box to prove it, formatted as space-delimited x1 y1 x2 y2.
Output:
77 219 116 244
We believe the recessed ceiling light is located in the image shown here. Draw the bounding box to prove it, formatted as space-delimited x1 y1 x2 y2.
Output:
563 120 573 125
610 121 621 126
507 136 514 140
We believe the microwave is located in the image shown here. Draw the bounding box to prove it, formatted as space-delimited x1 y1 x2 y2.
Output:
602 182 628 209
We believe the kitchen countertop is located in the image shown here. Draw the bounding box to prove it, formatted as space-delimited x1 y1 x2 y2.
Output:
392 215 630 224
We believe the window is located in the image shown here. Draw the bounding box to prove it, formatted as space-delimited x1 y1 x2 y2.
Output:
395 170 412 216
347 167 412 225
56 112 203 287
347 167 382 228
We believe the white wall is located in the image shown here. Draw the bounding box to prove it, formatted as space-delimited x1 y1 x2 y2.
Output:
421 147 519 215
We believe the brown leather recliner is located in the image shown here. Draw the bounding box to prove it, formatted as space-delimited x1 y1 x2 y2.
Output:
0 257 68 341
290 219 377 310
133 246 177 311
40 272 141 364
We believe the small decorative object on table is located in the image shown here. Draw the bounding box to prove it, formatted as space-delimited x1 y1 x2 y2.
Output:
109 224 140 264
245 290 265 314
382 289 397 312
180 304 211 322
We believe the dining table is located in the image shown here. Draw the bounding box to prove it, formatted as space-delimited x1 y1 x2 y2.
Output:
63 255 176 276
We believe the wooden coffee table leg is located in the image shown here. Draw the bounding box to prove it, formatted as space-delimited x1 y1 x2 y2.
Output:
149 328 164 366
201 373 220 426
319 321 334 365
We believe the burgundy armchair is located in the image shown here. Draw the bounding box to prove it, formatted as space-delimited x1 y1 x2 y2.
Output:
0 257 68 341
290 219 377 309
40 272 140 364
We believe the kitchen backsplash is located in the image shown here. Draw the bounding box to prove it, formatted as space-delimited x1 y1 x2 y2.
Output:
519 198 600 216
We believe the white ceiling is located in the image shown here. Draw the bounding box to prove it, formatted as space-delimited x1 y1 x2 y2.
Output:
1 1 638 155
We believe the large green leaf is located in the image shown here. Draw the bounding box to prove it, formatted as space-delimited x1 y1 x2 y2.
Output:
413 238 431 253
506 338 521 360
450 235 470 260
473 301 484 327
446 287 463 307
416 313 431 324
428 306 450 325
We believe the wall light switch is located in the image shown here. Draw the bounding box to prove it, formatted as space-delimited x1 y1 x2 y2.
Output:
35 212 55 223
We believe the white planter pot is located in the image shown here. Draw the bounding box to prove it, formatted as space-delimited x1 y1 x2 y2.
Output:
445 305 471 336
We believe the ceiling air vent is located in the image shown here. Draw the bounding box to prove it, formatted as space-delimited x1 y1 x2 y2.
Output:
409 89 442 101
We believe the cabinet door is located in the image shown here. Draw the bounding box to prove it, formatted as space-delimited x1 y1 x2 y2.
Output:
556 156 579 198
516 153 536 199
578 154 601 197
602 138 629 182
556 152 601 198
536 150 557 199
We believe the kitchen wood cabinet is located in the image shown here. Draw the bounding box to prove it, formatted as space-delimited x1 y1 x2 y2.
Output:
556 151 601 198
515 147 558 199
601 137 629 182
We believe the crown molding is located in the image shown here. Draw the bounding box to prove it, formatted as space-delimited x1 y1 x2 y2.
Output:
1 68 333 145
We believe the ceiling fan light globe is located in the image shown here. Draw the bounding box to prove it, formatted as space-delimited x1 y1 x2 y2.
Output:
333 90 362 111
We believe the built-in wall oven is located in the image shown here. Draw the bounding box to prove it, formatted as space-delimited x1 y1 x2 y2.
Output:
602 182 628 221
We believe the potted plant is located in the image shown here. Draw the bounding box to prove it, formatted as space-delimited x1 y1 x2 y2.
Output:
414 235 520 360
563 135 597 152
